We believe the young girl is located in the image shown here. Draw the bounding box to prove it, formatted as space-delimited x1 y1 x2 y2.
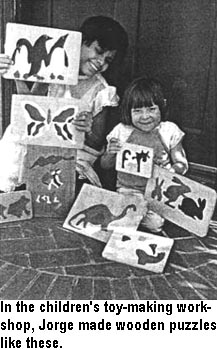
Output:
101 77 188 232
0 16 128 194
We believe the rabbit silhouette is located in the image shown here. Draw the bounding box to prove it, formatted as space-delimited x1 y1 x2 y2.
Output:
163 176 191 208
178 197 206 220
151 177 165 201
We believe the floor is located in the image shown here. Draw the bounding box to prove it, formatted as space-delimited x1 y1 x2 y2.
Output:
0 212 217 300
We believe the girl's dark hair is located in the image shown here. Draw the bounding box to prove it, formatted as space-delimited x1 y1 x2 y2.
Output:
79 16 128 62
121 77 166 125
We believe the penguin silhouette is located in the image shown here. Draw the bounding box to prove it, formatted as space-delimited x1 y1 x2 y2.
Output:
12 34 53 78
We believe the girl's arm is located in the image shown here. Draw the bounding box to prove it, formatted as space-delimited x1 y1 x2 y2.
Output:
100 137 121 169
170 141 188 174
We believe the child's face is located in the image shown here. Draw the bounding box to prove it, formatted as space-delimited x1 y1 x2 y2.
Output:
79 40 116 77
131 104 161 132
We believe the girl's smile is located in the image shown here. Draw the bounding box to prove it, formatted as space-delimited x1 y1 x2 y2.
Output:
131 104 161 132
79 41 116 77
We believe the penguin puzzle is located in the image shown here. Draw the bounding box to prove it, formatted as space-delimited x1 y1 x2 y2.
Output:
4 22 81 85
10 94 85 148
102 230 174 273
63 184 147 242
22 145 76 218
145 166 217 237
0 190 32 223
116 142 154 178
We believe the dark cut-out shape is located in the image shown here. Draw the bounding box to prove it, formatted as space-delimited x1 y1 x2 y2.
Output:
69 203 136 231
57 75 64 80
24 103 76 140
0 204 7 219
178 197 206 220
50 73 55 79
149 243 157 254
151 177 165 201
163 176 191 208
14 70 20 78
30 155 75 169
132 150 150 172
7 195 30 218
122 235 131 242
136 249 165 265
11 34 69 79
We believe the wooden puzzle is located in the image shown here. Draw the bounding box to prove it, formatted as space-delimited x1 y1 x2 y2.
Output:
10 94 85 148
102 229 174 273
145 166 217 237
116 142 154 178
0 190 32 223
63 184 147 242
22 145 76 218
4 23 81 85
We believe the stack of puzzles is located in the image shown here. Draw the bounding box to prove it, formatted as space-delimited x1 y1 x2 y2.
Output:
0 22 83 219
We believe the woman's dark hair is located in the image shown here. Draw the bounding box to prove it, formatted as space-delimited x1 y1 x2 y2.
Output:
79 16 128 62
121 77 166 125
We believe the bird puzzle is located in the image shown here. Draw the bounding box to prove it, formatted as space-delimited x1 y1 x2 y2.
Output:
10 94 85 148
0 190 32 223
116 142 154 178
102 230 174 273
145 166 217 237
22 145 76 218
4 22 81 85
63 184 147 242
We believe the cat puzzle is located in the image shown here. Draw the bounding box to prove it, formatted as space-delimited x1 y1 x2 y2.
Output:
10 94 85 148
63 184 147 242
102 230 174 273
4 22 81 85
22 145 76 218
145 166 217 237
0 190 32 223
116 142 154 178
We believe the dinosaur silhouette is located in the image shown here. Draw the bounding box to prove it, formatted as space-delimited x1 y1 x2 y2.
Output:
12 34 69 79
12 35 52 78
136 249 165 265
30 155 75 169
69 203 137 231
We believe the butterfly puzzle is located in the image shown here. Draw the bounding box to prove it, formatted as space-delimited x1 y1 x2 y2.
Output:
145 166 217 237
102 229 174 273
4 23 81 85
63 184 147 242
10 94 85 148
116 142 154 178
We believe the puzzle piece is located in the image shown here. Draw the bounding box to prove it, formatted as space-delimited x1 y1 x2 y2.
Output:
145 165 217 237
0 190 32 223
63 184 146 242
102 230 174 273
23 145 76 218
116 142 154 178
10 94 85 148
4 23 81 85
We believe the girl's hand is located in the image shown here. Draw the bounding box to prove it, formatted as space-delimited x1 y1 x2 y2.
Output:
107 137 122 153
0 54 13 75
74 111 93 133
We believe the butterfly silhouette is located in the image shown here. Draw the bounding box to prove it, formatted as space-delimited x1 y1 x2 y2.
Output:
24 103 77 140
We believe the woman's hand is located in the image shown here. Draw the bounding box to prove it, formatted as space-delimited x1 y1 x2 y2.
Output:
107 137 122 153
73 111 93 133
0 54 13 75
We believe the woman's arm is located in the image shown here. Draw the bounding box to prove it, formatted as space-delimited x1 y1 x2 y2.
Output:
170 141 188 174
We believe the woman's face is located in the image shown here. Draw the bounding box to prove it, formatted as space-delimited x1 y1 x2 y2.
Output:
79 40 116 77
131 104 161 132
